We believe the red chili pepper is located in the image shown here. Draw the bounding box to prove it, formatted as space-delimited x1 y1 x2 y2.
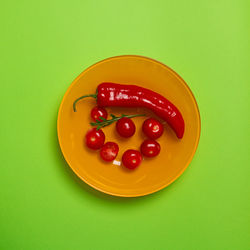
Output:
73 83 185 139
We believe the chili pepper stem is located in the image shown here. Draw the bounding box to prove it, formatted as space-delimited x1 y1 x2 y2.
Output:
90 113 145 130
73 94 97 112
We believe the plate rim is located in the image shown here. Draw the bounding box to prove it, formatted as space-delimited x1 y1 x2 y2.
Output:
57 55 201 197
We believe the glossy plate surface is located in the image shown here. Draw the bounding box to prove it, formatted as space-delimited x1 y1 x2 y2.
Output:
57 55 201 197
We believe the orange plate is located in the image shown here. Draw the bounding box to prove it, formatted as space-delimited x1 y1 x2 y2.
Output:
57 55 201 197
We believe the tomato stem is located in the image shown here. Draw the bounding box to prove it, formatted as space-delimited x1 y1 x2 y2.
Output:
90 113 145 130
73 94 97 112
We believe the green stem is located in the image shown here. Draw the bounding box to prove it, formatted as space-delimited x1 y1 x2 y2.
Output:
73 94 97 112
90 113 145 130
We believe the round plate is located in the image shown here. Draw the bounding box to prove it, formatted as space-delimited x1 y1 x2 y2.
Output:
57 55 201 197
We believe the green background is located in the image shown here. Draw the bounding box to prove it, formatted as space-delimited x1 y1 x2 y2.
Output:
1 0 249 249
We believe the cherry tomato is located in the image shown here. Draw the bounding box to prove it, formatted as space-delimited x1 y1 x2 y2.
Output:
91 106 108 122
142 118 163 139
116 117 136 137
85 128 105 150
140 139 161 157
122 149 142 169
100 142 119 162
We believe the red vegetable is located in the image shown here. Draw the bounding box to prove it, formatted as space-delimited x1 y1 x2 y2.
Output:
142 118 163 139
140 139 161 157
90 113 144 130
122 150 142 169
100 142 119 161
73 83 185 139
91 106 108 122
85 128 105 150
116 117 136 138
